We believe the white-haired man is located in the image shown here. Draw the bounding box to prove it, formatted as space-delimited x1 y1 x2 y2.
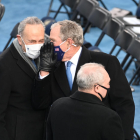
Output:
46 63 124 140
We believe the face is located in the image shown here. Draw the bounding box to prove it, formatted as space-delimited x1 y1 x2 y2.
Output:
49 25 75 61
95 70 110 98
17 24 45 52
50 25 64 47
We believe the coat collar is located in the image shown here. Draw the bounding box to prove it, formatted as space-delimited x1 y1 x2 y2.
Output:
54 62 70 96
70 91 105 106
54 46 93 96
10 43 36 79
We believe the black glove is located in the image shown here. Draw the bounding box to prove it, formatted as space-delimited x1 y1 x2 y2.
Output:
39 42 57 72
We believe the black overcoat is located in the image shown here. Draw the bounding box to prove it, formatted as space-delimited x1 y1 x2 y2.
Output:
47 91 124 140
0 44 46 140
32 46 135 140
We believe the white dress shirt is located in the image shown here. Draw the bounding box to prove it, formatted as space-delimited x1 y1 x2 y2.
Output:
65 47 82 83
39 47 82 80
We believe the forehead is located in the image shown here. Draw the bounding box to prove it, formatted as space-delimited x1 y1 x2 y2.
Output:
50 25 61 39
23 24 45 38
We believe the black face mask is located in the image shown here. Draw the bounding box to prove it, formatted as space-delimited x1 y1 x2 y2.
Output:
96 84 110 101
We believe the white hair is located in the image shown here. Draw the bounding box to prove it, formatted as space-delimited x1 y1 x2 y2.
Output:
51 20 83 46
76 63 105 90
18 16 45 36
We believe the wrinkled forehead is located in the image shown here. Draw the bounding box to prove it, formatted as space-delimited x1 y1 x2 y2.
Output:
22 24 45 36
50 25 61 39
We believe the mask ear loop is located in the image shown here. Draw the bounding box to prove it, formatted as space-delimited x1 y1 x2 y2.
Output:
59 40 66 46
65 47 71 53
20 35 27 53
72 44 77 47
20 35 26 45
60 40 77 53
65 41 77 52
94 85 104 100
60 40 71 53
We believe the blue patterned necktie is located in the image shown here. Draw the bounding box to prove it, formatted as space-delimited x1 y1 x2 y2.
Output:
66 61 72 90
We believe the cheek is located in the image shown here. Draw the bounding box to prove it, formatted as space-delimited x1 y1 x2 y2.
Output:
99 88 106 95
103 90 107 97
53 42 65 51
53 42 59 47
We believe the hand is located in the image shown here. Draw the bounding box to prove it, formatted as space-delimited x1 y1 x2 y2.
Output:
39 42 57 72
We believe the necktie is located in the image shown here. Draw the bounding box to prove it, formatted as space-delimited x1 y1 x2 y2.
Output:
32 60 37 69
66 61 72 90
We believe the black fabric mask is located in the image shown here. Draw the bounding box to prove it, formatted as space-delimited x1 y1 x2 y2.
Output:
96 84 110 100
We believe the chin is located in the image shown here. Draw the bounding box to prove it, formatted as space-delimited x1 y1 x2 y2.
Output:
61 59 65 62
62 58 70 62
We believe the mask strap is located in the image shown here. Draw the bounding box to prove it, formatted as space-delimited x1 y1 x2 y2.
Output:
72 44 77 47
65 47 71 53
94 85 103 100
59 40 66 46
20 35 27 53
60 40 76 52
65 42 76 52
97 92 103 100
20 35 26 45
98 84 109 90
60 40 70 53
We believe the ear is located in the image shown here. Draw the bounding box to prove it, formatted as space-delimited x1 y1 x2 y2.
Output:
17 35 22 45
67 38 74 47
94 85 100 93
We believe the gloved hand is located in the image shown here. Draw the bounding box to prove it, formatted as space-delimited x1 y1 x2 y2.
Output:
39 42 57 72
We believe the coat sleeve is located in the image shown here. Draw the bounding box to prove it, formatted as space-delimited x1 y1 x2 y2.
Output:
106 55 135 140
102 113 124 140
32 73 52 110
0 63 11 140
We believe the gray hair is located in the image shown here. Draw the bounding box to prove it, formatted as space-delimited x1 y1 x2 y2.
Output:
51 20 83 46
18 16 45 36
77 63 105 90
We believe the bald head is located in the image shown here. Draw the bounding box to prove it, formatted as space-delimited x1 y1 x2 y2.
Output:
76 63 110 91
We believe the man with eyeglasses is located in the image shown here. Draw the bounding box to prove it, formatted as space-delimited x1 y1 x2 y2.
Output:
46 63 124 140
32 20 135 140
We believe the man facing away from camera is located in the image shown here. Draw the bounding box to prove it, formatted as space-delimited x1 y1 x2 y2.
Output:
46 62 124 140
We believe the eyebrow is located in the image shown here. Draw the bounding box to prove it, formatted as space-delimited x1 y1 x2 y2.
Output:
49 37 54 41
27 39 44 42
39 39 45 41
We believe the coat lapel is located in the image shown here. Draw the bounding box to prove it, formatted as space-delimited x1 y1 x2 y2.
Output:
10 44 36 79
54 62 71 96
54 46 95 96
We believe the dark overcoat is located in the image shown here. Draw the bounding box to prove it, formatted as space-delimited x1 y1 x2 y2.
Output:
47 91 124 140
0 44 46 140
32 46 135 140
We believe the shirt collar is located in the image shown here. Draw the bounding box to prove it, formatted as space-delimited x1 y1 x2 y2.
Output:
65 47 82 66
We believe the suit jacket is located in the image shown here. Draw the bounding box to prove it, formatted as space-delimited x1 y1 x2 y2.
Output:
0 43 46 140
32 46 135 140
47 91 124 140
